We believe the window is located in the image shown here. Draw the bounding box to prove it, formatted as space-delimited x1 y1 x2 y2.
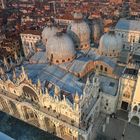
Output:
100 65 103 71
105 67 107 72
62 60 65 62
133 106 137 111
56 60 59 63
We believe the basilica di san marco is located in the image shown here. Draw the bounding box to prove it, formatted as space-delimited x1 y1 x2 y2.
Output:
0 11 140 140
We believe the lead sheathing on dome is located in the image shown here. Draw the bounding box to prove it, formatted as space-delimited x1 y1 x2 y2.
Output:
42 24 58 46
99 31 122 58
46 32 76 64
67 12 90 50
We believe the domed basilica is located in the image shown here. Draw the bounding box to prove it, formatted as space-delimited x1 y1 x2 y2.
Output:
0 12 124 140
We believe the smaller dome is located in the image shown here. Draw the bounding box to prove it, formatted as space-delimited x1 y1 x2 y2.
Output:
67 21 90 49
42 25 58 45
99 31 122 57
46 32 76 64
73 12 83 20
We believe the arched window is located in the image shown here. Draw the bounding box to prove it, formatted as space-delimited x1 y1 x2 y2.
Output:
68 58 70 61
105 67 107 72
100 65 103 71
62 60 65 63
133 105 137 112
56 60 59 63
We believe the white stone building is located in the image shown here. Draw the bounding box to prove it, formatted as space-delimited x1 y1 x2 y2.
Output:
114 18 140 51
20 30 41 58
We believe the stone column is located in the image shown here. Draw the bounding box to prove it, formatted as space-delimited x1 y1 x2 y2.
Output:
5 99 14 115
55 122 61 138
16 104 25 120
0 102 3 110
138 117 140 126
38 114 46 131
128 113 132 122
72 130 78 140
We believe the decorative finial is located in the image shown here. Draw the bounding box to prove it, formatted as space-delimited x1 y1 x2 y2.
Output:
22 66 26 76
54 85 60 96
86 76 90 85
13 69 16 80
3 57 9 70
74 92 80 104
0 67 5 75
14 52 18 61
38 79 41 88
96 67 100 76
45 88 49 95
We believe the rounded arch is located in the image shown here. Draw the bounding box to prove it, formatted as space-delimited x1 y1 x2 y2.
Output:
133 105 138 112
0 96 10 113
22 85 39 102
21 106 40 127
44 117 56 134
8 100 20 118
131 116 139 125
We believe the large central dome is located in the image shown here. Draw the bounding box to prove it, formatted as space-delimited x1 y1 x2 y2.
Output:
42 25 58 45
46 32 76 64
67 12 90 50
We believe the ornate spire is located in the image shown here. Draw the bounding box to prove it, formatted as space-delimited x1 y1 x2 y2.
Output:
21 66 28 80
13 69 16 81
0 67 7 81
0 67 5 75
86 76 90 85
38 79 41 89
14 52 18 62
3 57 9 70
45 88 49 95
54 85 60 96
74 92 80 104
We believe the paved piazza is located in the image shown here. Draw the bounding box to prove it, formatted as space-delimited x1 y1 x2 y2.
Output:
99 117 140 140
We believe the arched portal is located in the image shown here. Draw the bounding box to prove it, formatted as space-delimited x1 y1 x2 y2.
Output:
8 100 20 118
60 125 73 140
131 116 139 125
44 117 56 134
22 106 40 127
22 86 39 102
0 96 10 113
133 105 138 112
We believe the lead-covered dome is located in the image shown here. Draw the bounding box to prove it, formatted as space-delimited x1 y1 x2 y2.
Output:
42 25 58 45
98 31 122 58
67 12 90 50
46 32 76 64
